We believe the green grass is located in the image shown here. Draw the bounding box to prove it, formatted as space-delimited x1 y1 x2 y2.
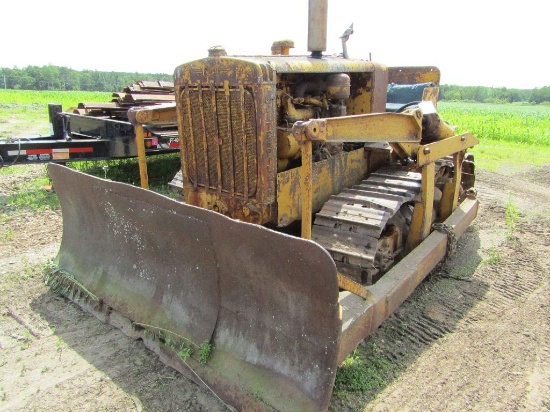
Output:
198 341 213 364
439 101 550 146
0 89 112 107
6 179 58 210
505 193 519 238
0 173 59 213
0 165 60 241
2 226 15 241
0 105 51 137
438 101 550 172
469 139 550 172
485 246 501 265
0 90 112 138
334 343 393 393
0 164 36 175
0 260 42 292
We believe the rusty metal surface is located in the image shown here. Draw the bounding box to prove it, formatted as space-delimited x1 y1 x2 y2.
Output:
312 167 423 293
293 111 423 143
313 167 422 278
276 148 368 226
49 164 341 412
388 66 441 86
50 163 220 346
416 132 479 166
237 55 378 74
175 57 278 225
80 80 175 120
178 86 258 197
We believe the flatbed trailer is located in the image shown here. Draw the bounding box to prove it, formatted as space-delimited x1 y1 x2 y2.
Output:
0 83 179 167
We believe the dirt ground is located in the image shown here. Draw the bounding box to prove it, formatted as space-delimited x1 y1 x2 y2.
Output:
0 163 549 412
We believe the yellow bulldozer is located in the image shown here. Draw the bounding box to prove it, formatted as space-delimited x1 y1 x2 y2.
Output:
47 0 478 410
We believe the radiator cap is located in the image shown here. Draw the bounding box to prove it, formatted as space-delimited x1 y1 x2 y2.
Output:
208 46 227 57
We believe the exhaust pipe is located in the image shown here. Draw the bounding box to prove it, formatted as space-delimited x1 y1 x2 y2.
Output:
308 0 328 58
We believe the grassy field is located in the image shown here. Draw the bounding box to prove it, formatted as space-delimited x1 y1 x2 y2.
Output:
0 89 112 108
437 101 550 172
0 90 112 138
439 101 550 146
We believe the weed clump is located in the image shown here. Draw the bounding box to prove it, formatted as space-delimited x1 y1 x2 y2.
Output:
334 343 392 393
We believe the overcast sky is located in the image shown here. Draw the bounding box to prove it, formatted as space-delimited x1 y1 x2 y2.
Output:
1 0 547 89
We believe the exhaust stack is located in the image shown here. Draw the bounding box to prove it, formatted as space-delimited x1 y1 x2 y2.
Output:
308 0 328 58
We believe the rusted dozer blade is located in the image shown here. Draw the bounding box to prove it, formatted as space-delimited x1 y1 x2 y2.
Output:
48 164 341 412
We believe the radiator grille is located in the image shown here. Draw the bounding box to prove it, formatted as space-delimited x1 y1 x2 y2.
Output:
180 86 257 197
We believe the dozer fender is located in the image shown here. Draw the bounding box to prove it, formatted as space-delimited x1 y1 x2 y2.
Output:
48 163 341 412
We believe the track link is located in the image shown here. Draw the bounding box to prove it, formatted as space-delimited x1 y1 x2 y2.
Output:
312 166 422 285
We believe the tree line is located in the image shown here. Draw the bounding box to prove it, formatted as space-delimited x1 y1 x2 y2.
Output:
440 84 550 104
1 66 172 92
2 65 549 103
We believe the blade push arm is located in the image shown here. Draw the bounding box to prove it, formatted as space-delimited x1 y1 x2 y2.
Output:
292 110 422 240
128 104 178 189
292 110 423 144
